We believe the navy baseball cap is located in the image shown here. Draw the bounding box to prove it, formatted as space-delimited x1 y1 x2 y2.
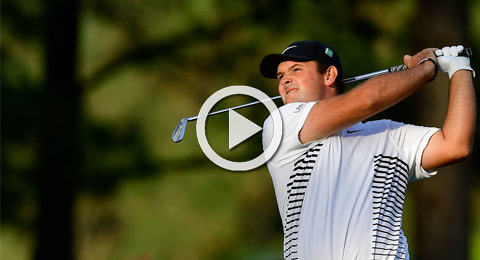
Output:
260 40 343 79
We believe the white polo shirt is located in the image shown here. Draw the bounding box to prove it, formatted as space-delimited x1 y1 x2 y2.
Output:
262 102 439 260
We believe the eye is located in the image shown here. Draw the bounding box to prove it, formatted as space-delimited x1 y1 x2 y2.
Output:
294 68 301 72
277 75 283 80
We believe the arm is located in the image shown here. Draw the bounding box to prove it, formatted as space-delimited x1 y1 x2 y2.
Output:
299 49 437 143
422 70 476 170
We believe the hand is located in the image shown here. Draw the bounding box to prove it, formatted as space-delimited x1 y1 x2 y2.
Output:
403 49 438 82
435 45 475 78
403 49 437 69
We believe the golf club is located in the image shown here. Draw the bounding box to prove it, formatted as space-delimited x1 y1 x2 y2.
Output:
172 47 473 143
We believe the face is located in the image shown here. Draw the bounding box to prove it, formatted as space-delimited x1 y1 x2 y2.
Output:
276 60 327 104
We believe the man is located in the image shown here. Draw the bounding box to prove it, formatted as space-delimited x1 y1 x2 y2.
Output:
260 41 475 259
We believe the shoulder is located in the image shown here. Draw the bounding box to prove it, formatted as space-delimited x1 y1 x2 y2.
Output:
356 120 436 141
262 102 321 164
363 119 402 129
280 102 317 117
264 102 317 128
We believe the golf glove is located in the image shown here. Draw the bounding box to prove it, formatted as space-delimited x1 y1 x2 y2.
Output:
435 45 475 79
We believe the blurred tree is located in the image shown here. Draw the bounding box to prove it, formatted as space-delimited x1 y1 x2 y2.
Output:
33 0 80 259
409 0 471 259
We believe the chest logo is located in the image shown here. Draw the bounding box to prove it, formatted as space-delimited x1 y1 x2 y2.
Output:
294 103 306 113
347 129 364 134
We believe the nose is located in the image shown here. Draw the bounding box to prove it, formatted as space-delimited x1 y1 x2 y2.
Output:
281 76 291 86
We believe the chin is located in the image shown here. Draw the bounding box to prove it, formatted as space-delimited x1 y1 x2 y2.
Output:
285 98 300 104
286 94 305 104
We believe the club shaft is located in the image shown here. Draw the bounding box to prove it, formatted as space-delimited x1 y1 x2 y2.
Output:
342 69 390 84
186 95 282 122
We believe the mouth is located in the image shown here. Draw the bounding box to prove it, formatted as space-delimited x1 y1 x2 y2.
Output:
286 88 298 95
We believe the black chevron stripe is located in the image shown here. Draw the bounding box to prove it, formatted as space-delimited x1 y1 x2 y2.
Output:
283 144 322 260
371 154 409 260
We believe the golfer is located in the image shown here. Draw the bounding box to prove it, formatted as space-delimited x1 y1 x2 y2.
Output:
261 41 475 259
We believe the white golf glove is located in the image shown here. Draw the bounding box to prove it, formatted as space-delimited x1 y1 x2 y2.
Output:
435 45 475 79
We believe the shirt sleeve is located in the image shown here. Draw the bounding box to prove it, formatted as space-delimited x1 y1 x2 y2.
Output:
263 102 322 166
387 121 440 182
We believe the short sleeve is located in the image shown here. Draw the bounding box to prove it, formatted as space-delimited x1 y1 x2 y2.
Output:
387 121 440 181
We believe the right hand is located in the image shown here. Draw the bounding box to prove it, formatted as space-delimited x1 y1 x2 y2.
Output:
403 49 437 69
403 49 438 83
435 45 475 78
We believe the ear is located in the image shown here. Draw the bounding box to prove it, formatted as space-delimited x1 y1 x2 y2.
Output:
324 66 338 87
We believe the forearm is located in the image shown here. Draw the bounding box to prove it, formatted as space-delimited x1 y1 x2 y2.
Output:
422 70 476 170
443 71 476 146
440 71 476 156
355 61 435 115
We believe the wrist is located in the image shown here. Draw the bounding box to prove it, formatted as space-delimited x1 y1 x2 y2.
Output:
417 57 438 83
448 66 476 79
451 69 474 80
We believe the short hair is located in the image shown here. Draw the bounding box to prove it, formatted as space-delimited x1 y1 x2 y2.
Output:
315 61 345 94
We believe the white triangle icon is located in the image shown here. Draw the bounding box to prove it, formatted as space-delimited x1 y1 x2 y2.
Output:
228 109 262 150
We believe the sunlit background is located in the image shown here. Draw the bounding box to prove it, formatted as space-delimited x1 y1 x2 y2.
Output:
2 0 480 259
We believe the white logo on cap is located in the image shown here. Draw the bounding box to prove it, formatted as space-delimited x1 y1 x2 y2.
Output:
282 46 297 54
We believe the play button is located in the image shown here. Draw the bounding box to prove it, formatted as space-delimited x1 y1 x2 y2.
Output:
228 109 262 149
196 85 283 171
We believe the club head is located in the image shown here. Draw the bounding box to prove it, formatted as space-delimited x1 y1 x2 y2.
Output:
172 118 188 143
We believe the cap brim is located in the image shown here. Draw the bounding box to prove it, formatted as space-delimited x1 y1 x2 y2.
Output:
260 54 313 79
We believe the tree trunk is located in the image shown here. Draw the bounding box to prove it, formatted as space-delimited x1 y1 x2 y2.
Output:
410 0 470 259
34 0 80 259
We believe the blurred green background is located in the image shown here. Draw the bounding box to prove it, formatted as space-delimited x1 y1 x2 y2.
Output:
2 0 480 259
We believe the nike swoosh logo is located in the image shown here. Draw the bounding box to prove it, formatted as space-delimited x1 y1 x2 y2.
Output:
347 129 364 134
282 46 297 54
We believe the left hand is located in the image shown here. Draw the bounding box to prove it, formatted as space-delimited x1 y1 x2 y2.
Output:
435 45 475 78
